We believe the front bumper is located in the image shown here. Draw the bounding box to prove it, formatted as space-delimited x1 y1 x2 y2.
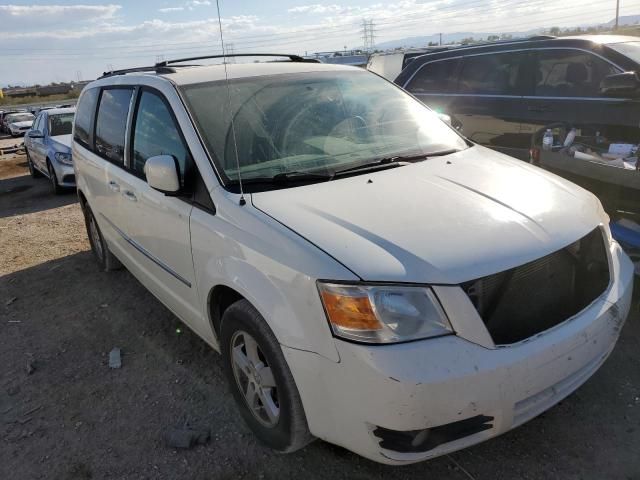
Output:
283 241 634 464
52 159 76 187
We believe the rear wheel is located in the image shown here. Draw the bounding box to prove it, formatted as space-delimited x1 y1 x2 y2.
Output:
83 203 122 272
26 151 42 178
47 160 63 195
221 300 313 453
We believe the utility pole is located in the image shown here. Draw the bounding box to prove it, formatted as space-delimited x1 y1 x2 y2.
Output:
615 0 620 30
439 33 442 45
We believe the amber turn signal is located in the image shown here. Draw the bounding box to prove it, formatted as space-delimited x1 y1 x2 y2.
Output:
320 289 383 331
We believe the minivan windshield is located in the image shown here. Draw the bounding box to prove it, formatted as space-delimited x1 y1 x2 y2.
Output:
181 71 467 188
608 41 640 64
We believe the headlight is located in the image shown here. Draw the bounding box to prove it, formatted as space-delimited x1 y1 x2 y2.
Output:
318 282 453 344
54 152 73 165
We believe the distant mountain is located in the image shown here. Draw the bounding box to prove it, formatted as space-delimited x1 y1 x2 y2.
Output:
602 14 640 27
373 15 639 51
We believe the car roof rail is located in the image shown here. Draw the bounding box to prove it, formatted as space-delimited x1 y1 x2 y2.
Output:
155 53 317 66
98 65 179 79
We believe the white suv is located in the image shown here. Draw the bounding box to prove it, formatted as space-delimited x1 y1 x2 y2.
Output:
73 54 634 465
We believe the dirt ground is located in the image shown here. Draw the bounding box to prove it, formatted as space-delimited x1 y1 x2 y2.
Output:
1 147 640 480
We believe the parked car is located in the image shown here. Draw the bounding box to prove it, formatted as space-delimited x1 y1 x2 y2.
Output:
4 111 35 137
367 47 441 81
73 55 633 465
24 107 75 193
395 35 640 160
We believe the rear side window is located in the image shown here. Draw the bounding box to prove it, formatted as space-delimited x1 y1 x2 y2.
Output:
74 88 99 148
458 52 526 95
131 90 192 184
95 88 134 164
535 50 619 98
405 59 460 93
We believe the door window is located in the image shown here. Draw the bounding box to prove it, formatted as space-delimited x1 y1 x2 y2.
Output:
74 88 100 148
535 50 619 98
405 59 460 93
95 88 134 164
131 90 192 184
458 52 526 95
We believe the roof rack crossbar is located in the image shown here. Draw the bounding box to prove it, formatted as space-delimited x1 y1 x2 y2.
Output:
156 53 306 66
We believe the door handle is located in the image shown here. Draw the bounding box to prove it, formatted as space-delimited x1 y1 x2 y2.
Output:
123 190 137 202
108 181 120 192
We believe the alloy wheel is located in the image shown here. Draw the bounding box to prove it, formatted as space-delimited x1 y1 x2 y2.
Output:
230 330 280 427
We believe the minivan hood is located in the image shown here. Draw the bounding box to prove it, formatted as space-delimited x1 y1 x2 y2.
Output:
251 146 604 284
51 134 72 151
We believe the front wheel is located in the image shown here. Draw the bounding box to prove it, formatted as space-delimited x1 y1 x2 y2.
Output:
47 161 63 195
221 300 313 453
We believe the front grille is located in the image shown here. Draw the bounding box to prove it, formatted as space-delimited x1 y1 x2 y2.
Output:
462 228 610 345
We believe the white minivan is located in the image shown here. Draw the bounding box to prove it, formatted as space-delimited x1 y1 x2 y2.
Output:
73 55 633 465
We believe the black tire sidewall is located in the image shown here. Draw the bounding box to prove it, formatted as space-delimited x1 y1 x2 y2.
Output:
83 205 107 270
220 301 303 452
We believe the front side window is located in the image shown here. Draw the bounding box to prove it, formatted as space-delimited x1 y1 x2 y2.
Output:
74 88 99 147
181 71 467 188
131 91 191 183
95 88 133 164
535 50 619 97
48 113 74 137
458 52 526 95
405 59 460 94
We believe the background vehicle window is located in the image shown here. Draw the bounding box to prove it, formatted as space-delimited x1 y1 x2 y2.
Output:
74 88 99 148
535 50 619 97
131 91 191 184
48 113 74 136
95 88 133 164
458 52 525 95
406 59 460 93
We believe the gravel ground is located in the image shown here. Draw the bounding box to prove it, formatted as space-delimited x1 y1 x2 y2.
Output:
1 151 640 480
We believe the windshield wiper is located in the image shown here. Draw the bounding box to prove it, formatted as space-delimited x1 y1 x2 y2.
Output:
232 171 334 186
333 149 461 177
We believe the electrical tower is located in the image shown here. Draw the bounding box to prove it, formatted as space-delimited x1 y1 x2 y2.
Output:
225 43 236 63
156 54 165 63
361 19 376 52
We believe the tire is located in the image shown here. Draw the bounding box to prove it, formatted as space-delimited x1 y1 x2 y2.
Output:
83 203 122 272
221 300 313 453
47 160 64 195
26 151 42 178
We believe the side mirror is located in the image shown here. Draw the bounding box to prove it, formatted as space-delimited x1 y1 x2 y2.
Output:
600 71 640 98
437 112 453 126
144 155 180 194
27 130 43 138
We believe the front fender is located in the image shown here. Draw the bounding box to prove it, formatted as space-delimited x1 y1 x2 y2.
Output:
190 192 358 363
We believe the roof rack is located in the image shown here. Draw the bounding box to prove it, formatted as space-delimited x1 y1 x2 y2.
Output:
99 65 178 79
156 53 313 66
98 53 319 79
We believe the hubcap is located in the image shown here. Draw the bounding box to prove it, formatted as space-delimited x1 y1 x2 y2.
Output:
89 215 103 261
230 331 280 427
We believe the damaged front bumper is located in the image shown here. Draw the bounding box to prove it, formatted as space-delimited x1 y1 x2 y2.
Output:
283 241 634 465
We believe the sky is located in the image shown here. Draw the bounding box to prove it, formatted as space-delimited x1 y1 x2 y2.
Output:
0 0 636 86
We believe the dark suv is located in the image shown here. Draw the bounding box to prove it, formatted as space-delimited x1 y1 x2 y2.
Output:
395 35 640 160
